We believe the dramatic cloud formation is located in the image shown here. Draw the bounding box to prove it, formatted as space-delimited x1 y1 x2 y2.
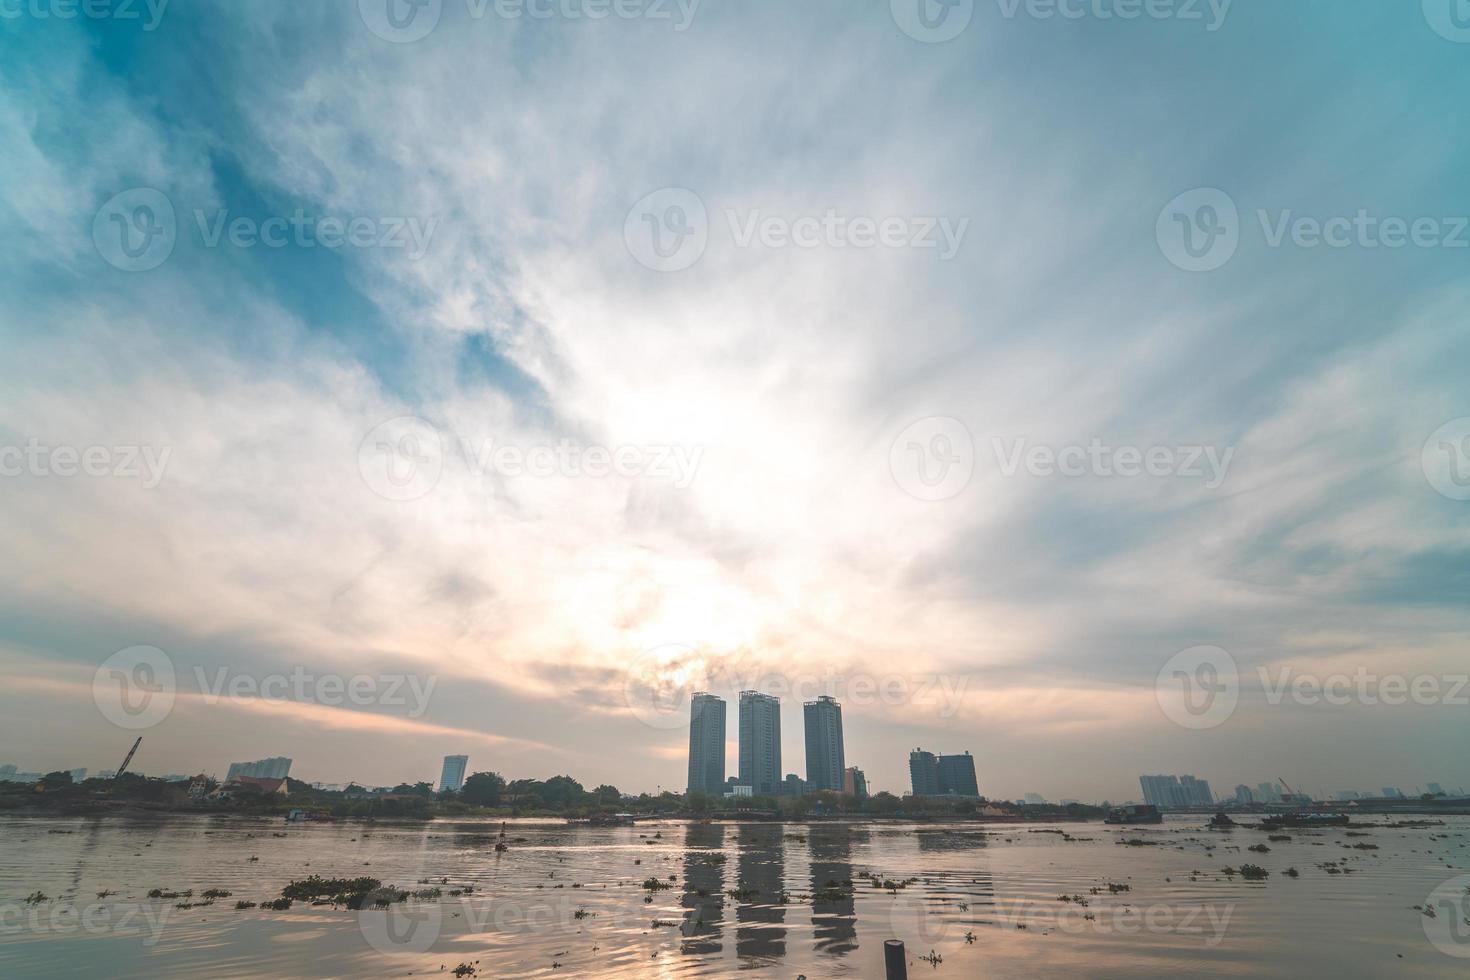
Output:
1 2 1467 800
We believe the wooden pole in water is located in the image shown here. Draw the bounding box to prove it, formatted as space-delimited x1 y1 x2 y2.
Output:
884 939 907 980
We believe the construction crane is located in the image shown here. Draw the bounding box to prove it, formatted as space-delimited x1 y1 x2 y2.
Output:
115 737 142 778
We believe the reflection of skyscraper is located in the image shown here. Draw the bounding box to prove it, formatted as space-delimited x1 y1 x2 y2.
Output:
739 692 781 796
735 823 786 961
681 823 726 954
439 755 468 793
803 696 845 792
909 749 939 796
687 692 727 794
809 824 857 955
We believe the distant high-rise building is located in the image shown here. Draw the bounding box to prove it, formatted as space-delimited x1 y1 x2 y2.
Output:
843 766 868 799
1140 774 1212 808
937 752 979 797
1381 787 1403 799
1256 782 1281 803
1179 775 1214 805
1428 782 1445 796
1234 784 1255 804
909 748 940 796
439 755 469 793
803 696 845 792
1023 793 1046 806
226 757 292 782
687 692 727 795
738 691 781 796
68 768 87 783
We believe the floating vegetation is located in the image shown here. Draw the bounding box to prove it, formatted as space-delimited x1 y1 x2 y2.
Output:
235 900 257 909
24 891 48 905
1284 868 1300 878
725 887 759 901
147 889 191 900
1118 839 1162 847
642 878 673 892
280 876 383 907
1248 845 1271 854
260 897 292 911
452 964 476 977
201 889 232 899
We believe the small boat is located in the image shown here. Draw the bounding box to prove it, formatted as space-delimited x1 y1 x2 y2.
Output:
1207 812 1237 830
1104 804 1163 825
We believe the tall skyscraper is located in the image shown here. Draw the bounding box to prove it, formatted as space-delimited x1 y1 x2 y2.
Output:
738 691 781 796
1235 784 1255 804
937 752 979 797
687 692 727 794
909 748 940 796
439 754 468 793
803 695 845 792
226 757 292 782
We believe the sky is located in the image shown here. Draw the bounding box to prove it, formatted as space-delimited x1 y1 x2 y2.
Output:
1 1 1468 803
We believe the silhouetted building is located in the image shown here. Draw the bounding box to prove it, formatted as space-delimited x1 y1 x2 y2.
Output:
803 695 845 792
842 766 868 799
687 692 727 795
937 752 978 797
226 757 292 781
909 748 940 796
738 691 781 796
439 755 468 793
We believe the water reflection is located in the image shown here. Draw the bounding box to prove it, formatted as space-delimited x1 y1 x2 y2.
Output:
808 824 858 956
679 822 724 954
734 823 785 962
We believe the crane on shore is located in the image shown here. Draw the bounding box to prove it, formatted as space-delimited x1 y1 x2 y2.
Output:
115 737 142 778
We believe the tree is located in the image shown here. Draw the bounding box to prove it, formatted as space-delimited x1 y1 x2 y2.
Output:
540 775 585 807
40 771 74 790
869 791 901 815
592 784 621 804
460 771 506 807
